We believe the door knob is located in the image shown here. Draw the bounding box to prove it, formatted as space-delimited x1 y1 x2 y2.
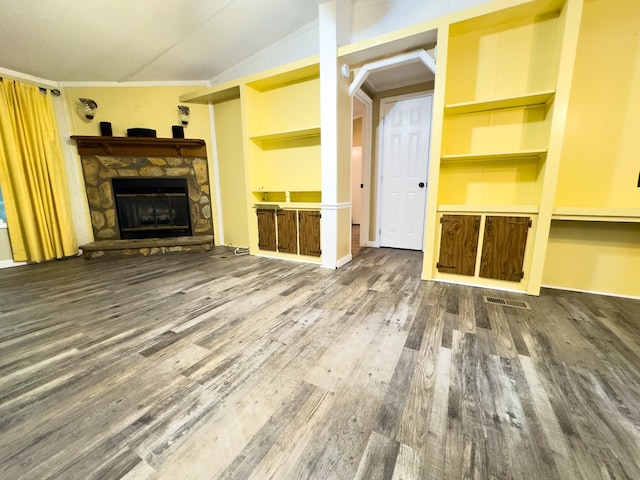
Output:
418 182 425 188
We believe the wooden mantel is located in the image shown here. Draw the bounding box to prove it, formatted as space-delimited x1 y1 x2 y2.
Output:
70 136 207 157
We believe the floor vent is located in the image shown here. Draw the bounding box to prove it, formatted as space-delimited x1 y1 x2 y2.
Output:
483 296 531 310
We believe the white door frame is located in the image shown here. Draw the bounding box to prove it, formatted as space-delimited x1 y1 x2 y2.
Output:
354 89 373 248
375 90 433 248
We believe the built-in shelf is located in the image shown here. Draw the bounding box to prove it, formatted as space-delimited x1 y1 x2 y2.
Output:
70 136 207 157
441 149 547 163
438 204 539 214
246 61 319 92
252 190 321 206
253 202 321 210
250 127 321 149
179 84 240 105
552 207 640 223
444 90 555 116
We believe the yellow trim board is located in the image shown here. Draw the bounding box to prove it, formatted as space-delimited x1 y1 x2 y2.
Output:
438 204 539 214
180 55 319 103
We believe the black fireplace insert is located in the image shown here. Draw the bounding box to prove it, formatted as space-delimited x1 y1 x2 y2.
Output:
112 177 192 239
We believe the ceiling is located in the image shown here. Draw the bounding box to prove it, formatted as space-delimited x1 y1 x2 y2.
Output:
0 0 437 93
0 0 319 83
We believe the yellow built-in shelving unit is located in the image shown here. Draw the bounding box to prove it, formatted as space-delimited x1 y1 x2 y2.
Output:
425 0 583 294
243 68 321 200
179 56 323 263
542 0 640 298
240 58 323 260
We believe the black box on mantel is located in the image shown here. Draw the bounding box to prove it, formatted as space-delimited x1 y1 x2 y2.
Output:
99 122 112 136
172 125 185 138
127 128 156 138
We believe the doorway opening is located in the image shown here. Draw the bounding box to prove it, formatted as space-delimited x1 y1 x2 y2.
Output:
349 46 437 252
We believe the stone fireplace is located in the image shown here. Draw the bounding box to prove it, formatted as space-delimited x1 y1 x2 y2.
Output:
72 136 214 258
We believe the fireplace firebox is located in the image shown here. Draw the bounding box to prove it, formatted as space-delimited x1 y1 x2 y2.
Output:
112 177 192 239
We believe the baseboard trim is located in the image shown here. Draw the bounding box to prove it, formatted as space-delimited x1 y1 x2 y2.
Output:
433 278 526 295
0 259 26 269
541 284 640 301
336 254 352 268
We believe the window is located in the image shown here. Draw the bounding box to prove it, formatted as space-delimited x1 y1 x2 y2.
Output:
0 185 6 228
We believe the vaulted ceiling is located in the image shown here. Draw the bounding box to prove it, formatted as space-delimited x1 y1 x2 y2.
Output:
0 0 319 83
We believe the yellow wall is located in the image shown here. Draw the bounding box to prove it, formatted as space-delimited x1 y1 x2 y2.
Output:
555 0 640 208
542 0 640 298
243 77 322 195
438 158 542 205
338 207 352 260
64 85 211 139
446 10 562 104
0 228 12 261
353 117 362 146
337 70 353 205
213 99 249 247
543 221 640 297
62 85 221 243
247 78 320 135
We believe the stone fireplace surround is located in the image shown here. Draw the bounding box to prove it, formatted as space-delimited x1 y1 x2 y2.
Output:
72 136 214 258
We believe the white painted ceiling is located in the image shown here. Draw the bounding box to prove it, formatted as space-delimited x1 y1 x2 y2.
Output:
0 0 319 83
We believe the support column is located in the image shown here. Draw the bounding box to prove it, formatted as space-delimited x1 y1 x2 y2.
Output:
319 0 353 268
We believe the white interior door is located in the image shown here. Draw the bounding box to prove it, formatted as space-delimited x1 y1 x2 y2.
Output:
379 94 432 250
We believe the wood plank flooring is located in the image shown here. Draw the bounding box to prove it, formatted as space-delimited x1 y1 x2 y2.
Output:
0 246 639 479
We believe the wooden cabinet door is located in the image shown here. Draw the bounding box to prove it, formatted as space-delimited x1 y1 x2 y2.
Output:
256 209 276 251
277 210 298 254
479 216 531 282
437 214 480 276
299 210 321 257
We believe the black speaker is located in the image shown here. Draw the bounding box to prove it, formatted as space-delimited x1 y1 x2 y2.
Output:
127 128 156 138
99 122 112 136
172 125 185 139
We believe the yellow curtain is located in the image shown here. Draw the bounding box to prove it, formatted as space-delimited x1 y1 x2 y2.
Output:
0 79 78 262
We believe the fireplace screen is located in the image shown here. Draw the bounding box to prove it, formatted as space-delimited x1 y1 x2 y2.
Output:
112 177 192 239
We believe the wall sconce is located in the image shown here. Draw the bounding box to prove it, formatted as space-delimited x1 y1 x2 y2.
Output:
177 105 190 126
78 98 98 120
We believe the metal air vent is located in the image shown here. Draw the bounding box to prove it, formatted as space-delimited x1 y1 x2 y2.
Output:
483 296 531 310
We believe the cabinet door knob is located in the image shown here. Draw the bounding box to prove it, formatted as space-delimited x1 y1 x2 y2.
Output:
418 182 426 188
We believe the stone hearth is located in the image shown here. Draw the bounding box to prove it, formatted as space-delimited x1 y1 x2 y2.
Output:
80 235 214 259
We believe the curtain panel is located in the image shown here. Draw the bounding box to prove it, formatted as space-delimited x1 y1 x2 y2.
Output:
0 79 78 262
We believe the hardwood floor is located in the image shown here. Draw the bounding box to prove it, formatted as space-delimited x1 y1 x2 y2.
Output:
351 224 362 257
0 247 639 479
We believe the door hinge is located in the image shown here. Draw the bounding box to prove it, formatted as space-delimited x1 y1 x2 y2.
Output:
520 271 525 279
528 218 532 228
